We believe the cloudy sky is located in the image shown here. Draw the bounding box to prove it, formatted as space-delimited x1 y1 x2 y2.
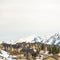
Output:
0 0 60 42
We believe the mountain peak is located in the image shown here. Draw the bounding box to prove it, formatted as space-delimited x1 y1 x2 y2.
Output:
16 34 42 43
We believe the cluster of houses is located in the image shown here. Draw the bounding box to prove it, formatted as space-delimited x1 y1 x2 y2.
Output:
0 42 42 59
0 42 60 60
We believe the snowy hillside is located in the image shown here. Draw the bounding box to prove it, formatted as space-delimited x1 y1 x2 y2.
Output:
0 49 12 60
0 49 17 60
45 33 60 46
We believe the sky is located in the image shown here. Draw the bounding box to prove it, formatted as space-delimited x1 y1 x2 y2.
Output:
0 0 60 42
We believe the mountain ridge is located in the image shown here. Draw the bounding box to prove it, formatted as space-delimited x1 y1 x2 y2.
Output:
1 33 60 46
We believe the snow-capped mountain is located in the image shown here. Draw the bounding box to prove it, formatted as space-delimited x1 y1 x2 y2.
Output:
2 33 60 47
16 33 60 46
45 33 60 46
16 34 43 43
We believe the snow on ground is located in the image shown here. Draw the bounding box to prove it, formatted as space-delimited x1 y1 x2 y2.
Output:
0 49 16 60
